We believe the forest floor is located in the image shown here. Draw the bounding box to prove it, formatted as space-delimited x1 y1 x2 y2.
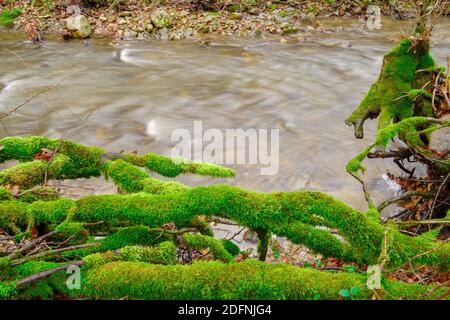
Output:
0 0 436 41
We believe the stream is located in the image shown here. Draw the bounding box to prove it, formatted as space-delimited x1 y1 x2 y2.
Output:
0 17 449 252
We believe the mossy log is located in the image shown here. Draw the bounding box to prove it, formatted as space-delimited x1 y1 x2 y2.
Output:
1 180 448 268
4 260 447 300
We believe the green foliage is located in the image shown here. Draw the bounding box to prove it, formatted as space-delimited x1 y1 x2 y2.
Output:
338 286 361 300
0 8 22 27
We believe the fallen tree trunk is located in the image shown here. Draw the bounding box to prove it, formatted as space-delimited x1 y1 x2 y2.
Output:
78 260 448 300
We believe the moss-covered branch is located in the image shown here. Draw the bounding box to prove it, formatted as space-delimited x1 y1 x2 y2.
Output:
0 136 235 190
2 184 448 268
78 260 449 300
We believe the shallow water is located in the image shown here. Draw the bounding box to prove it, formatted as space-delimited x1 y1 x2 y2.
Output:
0 17 449 212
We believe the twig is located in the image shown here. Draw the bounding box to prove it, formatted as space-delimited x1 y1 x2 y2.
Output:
415 172 450 233
397 218 449 226
377 191 435 212
349 172 375 209
431 71 441 113
435 289 450 300
15 261 83 288
419 280 450 299
11 243 98 267
0 87 54 121
7 230 59 260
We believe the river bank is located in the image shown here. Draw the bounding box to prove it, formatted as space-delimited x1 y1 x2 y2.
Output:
0 0 437 41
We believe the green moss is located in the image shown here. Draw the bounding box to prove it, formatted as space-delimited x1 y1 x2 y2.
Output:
0 281 17 299
104 159 149 193
0 188 12 201
17 186 60 203
0 8 22 27
221 239 240 256
54 222 89 245
180 216 213 237
346 117 449 174
63 225 175 259
0 200 29 230
81 260 446 300
124 153 235 178
183 234 234 262
2 182 445 267
84 242 178 268
0 137 233 192
345 39 436 139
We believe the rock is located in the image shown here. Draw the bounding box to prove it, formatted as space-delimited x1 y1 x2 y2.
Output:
66 15 92 39
230 12 243 21
151 9 171 29
118 18 127 25
250 28 262 37
303 12 316 25
132 26 145 33
159 28 169 40
353 7 362 14
119 11 132 17
429 114 450 159
98 14 107 22
183 28 193 37
107 15 116 23
123 30 133 40
145 22 154 32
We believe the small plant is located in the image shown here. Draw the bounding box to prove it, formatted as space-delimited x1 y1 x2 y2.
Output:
338 286 361 300
305 289 321 300
0 8 22 27
278 11 289 18
270 240 281 260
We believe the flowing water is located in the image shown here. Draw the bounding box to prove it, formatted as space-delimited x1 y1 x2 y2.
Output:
0 17 449 214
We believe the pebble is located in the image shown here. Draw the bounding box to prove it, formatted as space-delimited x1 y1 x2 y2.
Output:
159 28 169 40
230 12 243 21
119 11 132 17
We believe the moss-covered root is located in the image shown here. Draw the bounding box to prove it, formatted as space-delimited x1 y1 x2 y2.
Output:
346 117 450 174
183 234 234 263
82 260 447 300
345 38 435 139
